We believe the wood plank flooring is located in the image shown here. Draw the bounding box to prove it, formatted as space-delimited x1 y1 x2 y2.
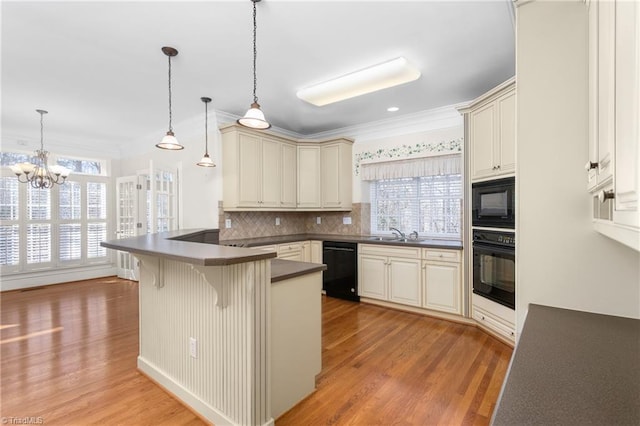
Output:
1 277 512 425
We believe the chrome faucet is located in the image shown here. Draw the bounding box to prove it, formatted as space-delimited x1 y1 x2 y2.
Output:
389 227 405 239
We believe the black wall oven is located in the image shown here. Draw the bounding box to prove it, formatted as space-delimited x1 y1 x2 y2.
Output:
472 177 515 229
472 230 515 309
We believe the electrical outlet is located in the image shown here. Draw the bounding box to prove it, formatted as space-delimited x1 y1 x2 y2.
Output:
225 219 232 229
343 216 352 225
189 337 198 359
316 216 321 225
275 217 280 226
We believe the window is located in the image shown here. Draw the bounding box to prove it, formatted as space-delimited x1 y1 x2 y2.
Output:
0 153 111 274
370 174 462 239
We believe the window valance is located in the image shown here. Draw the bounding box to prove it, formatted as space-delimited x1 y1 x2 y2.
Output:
360 153 461 181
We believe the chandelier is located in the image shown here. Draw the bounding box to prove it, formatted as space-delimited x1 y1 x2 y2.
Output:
10 109 70 189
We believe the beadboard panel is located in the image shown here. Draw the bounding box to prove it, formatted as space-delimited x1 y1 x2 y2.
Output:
137 257 272 426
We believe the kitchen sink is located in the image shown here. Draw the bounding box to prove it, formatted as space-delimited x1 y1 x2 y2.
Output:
367 236 427 243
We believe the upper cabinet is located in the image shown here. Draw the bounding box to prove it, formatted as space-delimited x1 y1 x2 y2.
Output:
221 124 353 212
587 0 640 251
297 139 353 211
464 79 516 181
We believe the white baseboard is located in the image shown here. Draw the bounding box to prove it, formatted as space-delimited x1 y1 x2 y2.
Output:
1 265 118 291
137 357 274 426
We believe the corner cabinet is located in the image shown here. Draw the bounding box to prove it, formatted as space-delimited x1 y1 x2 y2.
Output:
586 0 640 252
462 79 516 181
221 124 353 212
297 138 353 211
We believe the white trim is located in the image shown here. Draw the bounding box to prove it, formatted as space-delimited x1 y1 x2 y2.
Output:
137 357 246 426
0 264 117 291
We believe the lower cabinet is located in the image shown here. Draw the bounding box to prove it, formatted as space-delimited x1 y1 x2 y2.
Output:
471 294 516 343
253 240 323 263
421 249 462 315
358 244 462 315
309 240 323 264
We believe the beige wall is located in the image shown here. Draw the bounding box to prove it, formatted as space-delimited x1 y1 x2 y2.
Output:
516 0 640 332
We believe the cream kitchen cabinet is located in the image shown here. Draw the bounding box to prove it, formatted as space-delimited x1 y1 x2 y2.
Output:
309 240 323 264
421 249 462 315
321 140 353 210
358 244 422 307
297 145 321 208
221 125 297 211
587 0 640 251
277 242 305 261
465 79 516 181
297 139 353 211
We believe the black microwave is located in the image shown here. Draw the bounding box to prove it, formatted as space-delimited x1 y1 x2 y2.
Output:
472 177 515 229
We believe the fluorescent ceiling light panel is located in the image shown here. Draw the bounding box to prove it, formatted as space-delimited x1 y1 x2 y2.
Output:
296 57 421 107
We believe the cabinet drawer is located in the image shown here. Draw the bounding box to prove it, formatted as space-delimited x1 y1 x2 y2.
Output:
358 244 420 259
277 242 304 254
253 245 277 252
472 305 515 342
421 248 461 263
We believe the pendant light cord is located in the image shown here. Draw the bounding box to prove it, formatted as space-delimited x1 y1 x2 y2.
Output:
252 0 258 104
204 100 209 154
168 54 173 132
39 111 45 151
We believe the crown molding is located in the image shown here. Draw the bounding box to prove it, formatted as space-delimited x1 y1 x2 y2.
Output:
1 131 122 159
304 104 465 142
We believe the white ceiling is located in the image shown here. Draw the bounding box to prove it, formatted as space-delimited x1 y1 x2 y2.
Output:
1 0 515 155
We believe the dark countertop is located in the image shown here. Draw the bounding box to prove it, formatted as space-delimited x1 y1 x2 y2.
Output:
221 233 463 250
271 259 327 283
492 304 640 426
101 229 276 266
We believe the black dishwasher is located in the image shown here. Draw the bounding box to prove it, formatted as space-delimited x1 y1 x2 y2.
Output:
322 241 359 302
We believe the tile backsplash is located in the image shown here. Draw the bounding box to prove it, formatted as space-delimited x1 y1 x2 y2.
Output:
218 202 370 240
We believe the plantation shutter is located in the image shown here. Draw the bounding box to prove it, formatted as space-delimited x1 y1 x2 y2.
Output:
0 177 20 267
87 182 107 258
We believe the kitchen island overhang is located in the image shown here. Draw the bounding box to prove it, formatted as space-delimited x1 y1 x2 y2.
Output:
102 230 326 426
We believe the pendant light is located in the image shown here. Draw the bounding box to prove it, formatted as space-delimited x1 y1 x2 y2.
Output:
10 110 70 189
197 97 216 167
156 46 184 150
237 0 271 130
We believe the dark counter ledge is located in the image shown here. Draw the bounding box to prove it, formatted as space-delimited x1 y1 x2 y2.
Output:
492 304 640 426
221 233 463 250
101 229 276 266
271 259 326 283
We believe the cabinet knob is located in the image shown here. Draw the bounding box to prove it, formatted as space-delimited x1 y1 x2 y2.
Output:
598 190 614 203
585 161 599 171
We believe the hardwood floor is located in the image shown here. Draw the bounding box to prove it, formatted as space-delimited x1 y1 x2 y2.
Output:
1 278 512 425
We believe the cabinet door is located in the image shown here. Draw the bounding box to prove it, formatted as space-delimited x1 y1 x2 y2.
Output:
388 257 421 307
238 133 261 207
423 261 461 315
358 254 387 300
496 90 516 175
597 0 615 184
470 102 496 180
614 0 640 229
321 144 341 208
281 143 297 208
297 146 321 208
310 241 323 264
278 243 304 261
587 0 600 190
261 137 281 207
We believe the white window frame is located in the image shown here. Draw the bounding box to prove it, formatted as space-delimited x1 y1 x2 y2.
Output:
0 156 112 275
370 174 462 240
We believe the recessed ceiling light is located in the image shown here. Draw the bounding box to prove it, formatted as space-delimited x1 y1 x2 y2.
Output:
296 57 421 107
387 107 399 112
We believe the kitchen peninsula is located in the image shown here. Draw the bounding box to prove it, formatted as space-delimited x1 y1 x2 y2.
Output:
101 229 326 426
